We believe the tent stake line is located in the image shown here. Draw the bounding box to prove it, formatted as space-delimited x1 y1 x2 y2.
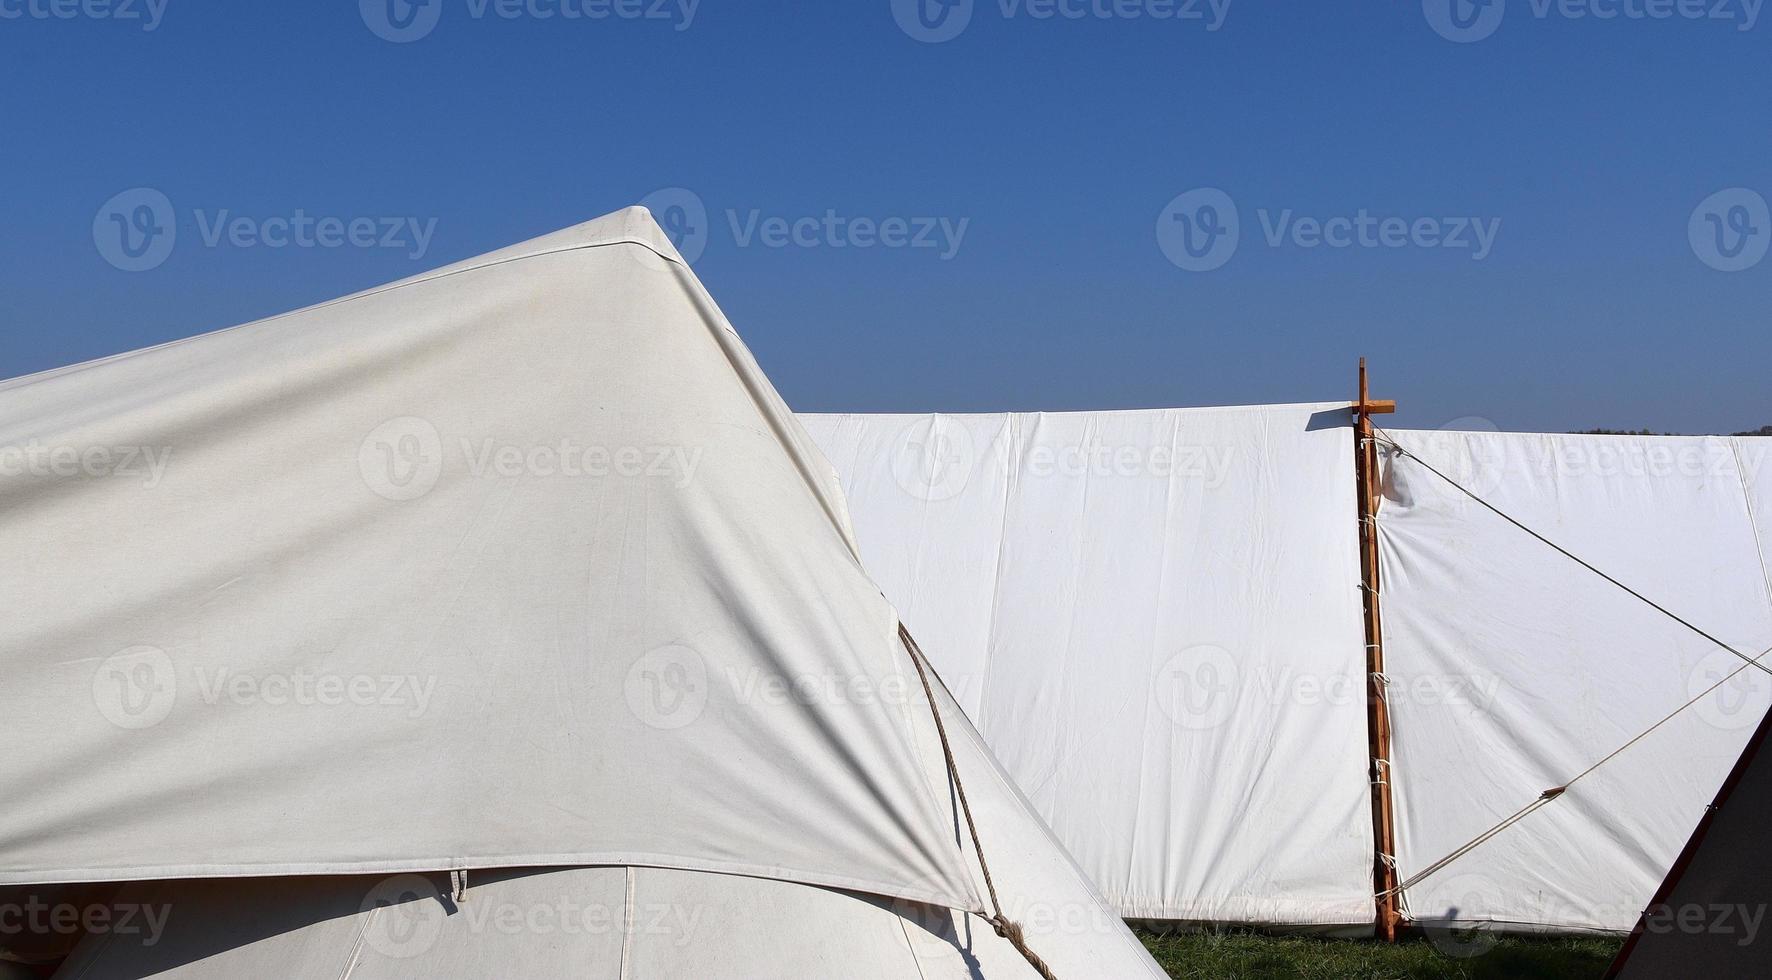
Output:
1355 357 1403 942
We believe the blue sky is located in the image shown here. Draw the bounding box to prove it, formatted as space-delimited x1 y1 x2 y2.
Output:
2 0 1768 432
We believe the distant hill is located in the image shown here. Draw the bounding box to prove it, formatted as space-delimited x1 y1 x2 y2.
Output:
1576 427 1771 437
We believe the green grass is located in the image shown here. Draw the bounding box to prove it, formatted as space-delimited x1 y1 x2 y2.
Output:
1137 929 1622 979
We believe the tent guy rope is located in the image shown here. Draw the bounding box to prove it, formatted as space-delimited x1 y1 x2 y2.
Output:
900 623 1061 980
1381 641 1772 899
1374 428 1772 679
1372 426 1772 900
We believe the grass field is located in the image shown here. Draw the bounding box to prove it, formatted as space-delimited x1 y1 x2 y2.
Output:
1137 930 1623 979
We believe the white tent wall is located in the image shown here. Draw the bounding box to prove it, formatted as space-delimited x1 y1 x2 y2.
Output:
52 674 1163 979
1376 430 1772 933
799 406 1376 928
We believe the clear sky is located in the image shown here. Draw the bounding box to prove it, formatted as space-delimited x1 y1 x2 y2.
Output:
2 1 1768 433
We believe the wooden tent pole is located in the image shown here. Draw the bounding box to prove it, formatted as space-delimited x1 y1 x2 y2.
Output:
1355 357 1402 942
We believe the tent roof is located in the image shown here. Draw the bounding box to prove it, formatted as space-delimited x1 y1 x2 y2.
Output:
0 202 1123 907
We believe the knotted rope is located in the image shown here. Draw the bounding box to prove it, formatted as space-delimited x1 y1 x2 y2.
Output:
900 623 1060 980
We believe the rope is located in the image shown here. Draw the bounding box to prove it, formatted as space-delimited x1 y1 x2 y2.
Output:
899 624 1059 980
1370 430 1772 898
1381 642 1772 898
1376 430 1772 678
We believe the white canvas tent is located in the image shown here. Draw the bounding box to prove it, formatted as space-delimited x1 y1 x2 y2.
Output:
801 413 1772 936
799 407 1376 928
0 208 1162 978
1376 429 1772 933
